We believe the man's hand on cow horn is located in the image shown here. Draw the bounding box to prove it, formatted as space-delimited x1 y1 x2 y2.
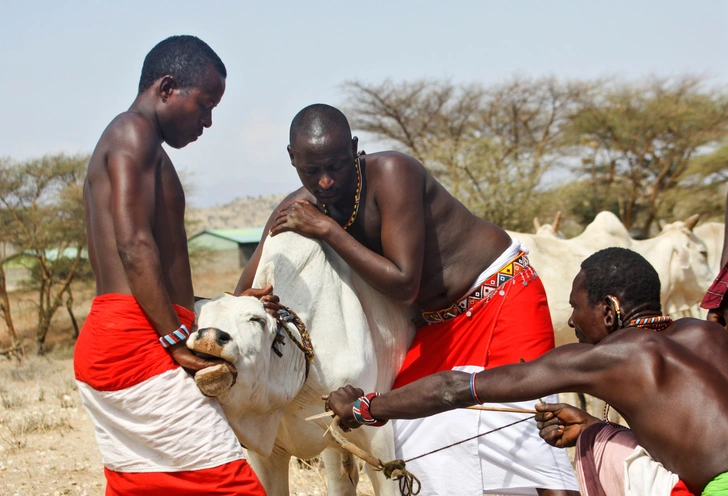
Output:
535 403 600 449
238 285 282 315
326 385 366 431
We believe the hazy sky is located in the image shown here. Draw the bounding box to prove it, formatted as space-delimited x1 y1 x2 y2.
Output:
2 1 726 207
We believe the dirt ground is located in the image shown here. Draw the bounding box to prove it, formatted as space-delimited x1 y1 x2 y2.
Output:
0 266 374 496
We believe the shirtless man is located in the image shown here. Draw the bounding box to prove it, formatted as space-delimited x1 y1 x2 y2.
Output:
237 104 579 495
327 247 728 495
75 35 265 495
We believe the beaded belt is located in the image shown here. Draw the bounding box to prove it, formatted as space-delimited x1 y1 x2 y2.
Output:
421 252 531 325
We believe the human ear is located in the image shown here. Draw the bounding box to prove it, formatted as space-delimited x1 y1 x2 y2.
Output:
287 145 295 166
604 295 623 330
351 136 359 156
159 76 177 103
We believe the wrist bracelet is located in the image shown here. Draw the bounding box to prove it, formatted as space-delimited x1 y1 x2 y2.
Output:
352 392 388 427
470 372 483 404
159 324 190 349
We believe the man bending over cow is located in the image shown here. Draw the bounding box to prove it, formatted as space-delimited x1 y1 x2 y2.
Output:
236 103 579 495
327 248 728 496
77 35 267 495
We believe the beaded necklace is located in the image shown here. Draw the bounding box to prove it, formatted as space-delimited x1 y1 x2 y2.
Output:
603 314 674 423
322 157 361 231
626 315 673 332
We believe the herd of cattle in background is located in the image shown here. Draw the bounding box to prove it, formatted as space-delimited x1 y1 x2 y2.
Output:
190 210 723 496
512 210 719 344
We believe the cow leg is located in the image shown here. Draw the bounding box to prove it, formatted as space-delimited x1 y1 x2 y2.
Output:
321 447 358 496
247 444 291 496
361 424 400 496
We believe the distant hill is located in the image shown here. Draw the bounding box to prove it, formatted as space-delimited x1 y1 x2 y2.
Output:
187 193 288 232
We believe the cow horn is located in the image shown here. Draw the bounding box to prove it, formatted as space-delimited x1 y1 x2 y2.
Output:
552 211 563 232
533 217 541 232
684 214 700 231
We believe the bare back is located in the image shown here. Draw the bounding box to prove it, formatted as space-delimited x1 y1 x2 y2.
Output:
84 111 193 310
580 324 728 492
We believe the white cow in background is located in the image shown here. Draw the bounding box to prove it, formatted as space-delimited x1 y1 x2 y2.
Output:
680 221 725 319
695 221 725 276
509 211 712 345
191 232 416 496
511 212 713 420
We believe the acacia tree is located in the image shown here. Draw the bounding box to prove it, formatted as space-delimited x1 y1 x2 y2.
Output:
342 77 597 230
0 154 89 354
568 77 728 233
0 159 23 347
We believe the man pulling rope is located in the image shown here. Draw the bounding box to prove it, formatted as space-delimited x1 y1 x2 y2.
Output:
326 248 728 496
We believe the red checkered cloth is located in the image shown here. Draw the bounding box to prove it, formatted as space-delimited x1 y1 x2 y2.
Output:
701 263 728 310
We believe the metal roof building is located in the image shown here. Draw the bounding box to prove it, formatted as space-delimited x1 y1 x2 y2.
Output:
188 228 265 268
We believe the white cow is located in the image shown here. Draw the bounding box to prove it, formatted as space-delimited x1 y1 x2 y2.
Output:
678 221 724 319
191 232 416 496
695 221 725 276
509 211 712 345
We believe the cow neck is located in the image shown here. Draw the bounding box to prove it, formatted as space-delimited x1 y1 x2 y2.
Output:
322 155 362 231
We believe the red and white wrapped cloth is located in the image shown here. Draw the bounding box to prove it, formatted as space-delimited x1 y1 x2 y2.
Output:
74 294 265 496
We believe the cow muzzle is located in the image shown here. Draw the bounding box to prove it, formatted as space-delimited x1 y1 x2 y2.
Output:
187 327 239 363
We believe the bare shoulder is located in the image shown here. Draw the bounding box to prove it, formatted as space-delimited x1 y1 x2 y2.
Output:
101 111 162 168
665 317 726 339
663 318 728 358
366 151 426 177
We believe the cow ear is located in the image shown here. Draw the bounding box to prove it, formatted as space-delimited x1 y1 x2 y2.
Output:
253 261 276 289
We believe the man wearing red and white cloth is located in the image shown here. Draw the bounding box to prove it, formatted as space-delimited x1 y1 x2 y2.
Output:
77 35 271 495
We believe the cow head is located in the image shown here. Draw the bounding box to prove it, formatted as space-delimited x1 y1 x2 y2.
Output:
189 285 308 456
645 215 712 315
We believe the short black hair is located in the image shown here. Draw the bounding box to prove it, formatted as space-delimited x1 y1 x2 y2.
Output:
580 247 662 316
289 104 352 145
138 35 226 93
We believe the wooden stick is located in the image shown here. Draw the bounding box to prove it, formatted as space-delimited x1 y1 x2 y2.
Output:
467 405 537 414
306 411 336 421
305 404 536 421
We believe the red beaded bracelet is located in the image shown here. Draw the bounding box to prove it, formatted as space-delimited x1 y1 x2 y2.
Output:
159 324 190 349
352 392 388 427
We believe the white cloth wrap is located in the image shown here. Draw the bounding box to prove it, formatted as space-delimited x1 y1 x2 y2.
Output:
77 367 244 473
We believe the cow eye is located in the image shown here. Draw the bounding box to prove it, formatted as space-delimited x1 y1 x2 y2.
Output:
250 316 266 326
700 250 708 259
